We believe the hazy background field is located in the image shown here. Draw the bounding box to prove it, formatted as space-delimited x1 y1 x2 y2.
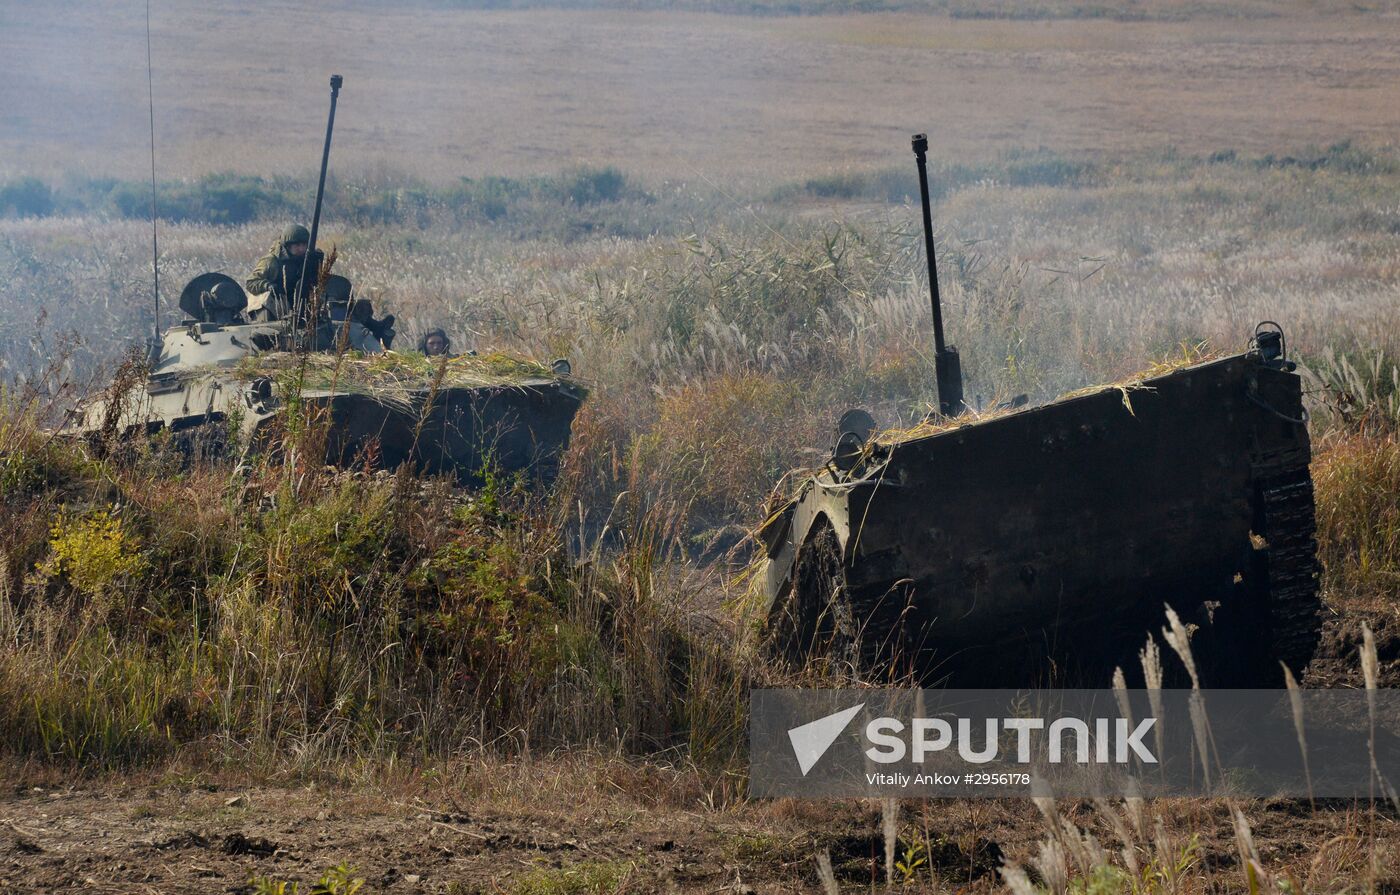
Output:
6 0 1400 182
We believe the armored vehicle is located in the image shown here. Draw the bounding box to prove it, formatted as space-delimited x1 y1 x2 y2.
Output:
63 271 585 484
758 345 1318 687
65 75 585 483
757 136 1320 687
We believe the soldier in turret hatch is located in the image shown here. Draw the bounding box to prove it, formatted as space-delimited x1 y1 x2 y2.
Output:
322 275 397 353
245 223 324 319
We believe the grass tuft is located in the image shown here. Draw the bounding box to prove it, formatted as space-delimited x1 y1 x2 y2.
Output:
1314 433 1400 606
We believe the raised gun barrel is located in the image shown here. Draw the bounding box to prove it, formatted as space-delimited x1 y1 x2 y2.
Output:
294 74 344 336
912 133 964 417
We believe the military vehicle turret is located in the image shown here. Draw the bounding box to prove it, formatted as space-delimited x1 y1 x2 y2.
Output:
757 136 1320 687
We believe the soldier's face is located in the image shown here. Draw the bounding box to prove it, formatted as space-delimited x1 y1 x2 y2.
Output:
426 336 446 356
289 242 308 257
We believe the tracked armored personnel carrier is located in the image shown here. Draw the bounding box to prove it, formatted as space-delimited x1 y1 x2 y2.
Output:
758 346 1319 687
758 136 1320 687
65 75 584 484
63 271 585 484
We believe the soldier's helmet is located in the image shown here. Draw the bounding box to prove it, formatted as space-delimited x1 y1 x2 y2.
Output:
322 274 353 306
281 223 311 246
180 272 247 323
206 281 245 318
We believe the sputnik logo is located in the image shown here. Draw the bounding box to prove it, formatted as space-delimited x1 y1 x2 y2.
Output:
787 703 864 775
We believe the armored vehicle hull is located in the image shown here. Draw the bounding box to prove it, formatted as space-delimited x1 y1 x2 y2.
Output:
280 377 583 481
64 274 584 485
759 351 1320 687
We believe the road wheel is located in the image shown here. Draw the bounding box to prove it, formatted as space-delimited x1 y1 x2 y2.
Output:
765 524 861 676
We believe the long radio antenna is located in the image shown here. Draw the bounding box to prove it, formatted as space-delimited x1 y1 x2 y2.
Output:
911 133 964 417
145 0 160 342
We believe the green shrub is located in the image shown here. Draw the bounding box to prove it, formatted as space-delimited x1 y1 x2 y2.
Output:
248 476 399 613
47 508 148 599
442 174 533 221
0 635 204 765
511 860 636 895
557 165 629 205
250 864 365 895
113 173 297 224
0 164 664 234
0 177 54 217
797 168 915 203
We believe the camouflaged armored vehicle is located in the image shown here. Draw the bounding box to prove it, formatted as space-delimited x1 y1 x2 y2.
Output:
757 134 1321 687
758 343 1320 688
62 270 585 484
64 75 582 483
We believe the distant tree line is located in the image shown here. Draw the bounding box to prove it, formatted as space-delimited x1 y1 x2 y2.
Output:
0 166 654 233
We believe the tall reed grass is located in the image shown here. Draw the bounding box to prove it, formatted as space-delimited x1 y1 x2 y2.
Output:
2 149 1400 782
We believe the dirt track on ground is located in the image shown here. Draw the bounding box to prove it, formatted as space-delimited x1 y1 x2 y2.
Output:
1 772 1396 893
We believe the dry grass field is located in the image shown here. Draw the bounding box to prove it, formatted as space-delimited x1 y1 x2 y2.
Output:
5 0 1400 182
2 2 1400 893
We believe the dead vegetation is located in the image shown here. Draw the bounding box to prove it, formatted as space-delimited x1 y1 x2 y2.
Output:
231 350 569 407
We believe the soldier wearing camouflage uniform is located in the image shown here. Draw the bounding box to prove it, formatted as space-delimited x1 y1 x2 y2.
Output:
245 224 323 316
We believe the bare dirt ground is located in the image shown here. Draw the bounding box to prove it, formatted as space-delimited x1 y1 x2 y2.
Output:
0 764 1395 893
4 1 1400 184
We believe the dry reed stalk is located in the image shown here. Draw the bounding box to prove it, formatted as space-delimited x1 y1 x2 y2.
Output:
1110 666 1142 779
1231 806 1278 895
1033 838 1070 895
1000 863 1038 895
881 797 898 887
1092 797 1142 881
1360 623 1400 809
1162 605 1217 790
814 849 839 895
1123 796 1145 840
1139 635 1166 768
1281 663 1314 809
